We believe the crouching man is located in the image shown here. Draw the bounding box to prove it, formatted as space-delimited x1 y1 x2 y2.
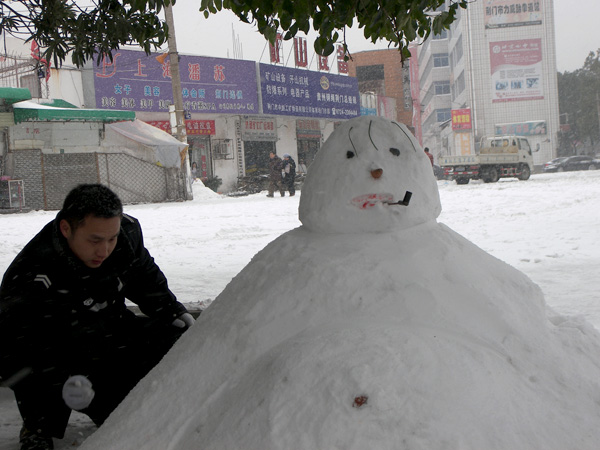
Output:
0 184 194 450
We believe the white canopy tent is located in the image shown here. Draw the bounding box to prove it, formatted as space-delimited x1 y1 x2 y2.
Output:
105 119 188 169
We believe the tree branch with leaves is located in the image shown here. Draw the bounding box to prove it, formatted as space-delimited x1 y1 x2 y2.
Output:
0 0 467 67
201 0 467 60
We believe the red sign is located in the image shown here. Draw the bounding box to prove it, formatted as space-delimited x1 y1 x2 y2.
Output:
336 45 349 74
146 120 216 135
451 109 472 131
241 117 277 141
409 46 422 145
201 155 207 178
269 33 283 64
294 37 308 68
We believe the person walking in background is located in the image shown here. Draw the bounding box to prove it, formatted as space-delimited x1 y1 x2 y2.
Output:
297 159 308 176
267 151 285 197
0 184 194 450
424 147 434 166
191 161 199 180
282 154 296 197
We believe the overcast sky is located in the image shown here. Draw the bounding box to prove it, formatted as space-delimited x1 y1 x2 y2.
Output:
170 0 599 73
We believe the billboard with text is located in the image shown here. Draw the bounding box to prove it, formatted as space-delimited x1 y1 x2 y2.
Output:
93 49 259 115
484 1 542 29
259 64 360 120
490 39 543 103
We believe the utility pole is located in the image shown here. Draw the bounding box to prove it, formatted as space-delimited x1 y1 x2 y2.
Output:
164 2 192 199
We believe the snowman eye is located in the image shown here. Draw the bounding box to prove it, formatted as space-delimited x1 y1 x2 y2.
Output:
347 151 355 159
389 148 400 156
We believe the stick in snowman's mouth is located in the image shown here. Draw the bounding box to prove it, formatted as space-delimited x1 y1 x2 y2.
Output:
385 191 412 206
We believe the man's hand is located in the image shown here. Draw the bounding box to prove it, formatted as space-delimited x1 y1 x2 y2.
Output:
172 312 195 329
62 375 95 411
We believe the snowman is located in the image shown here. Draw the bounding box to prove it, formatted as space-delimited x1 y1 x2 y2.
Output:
81 116 600 450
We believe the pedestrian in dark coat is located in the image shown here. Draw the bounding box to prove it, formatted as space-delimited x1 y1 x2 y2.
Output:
267 151 285 197
0 184 194 450
282 154 297 196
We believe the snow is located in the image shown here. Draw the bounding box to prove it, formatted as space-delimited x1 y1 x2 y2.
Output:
0 118 599 448
299 117 441 233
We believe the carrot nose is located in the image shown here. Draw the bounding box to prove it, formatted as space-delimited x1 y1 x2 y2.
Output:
371 168 383 179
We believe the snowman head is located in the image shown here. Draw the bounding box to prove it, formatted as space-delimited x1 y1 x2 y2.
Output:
299 116 442 233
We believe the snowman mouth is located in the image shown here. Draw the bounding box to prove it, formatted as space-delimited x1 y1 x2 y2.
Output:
351 192 412 209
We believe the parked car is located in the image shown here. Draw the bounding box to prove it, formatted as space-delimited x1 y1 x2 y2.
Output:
543 155 600 172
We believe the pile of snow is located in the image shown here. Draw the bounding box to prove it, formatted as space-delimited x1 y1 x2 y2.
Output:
191 179 222 201
81 117 600 450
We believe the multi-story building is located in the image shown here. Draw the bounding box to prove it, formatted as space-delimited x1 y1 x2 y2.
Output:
347 49 413 127
413 0 559 167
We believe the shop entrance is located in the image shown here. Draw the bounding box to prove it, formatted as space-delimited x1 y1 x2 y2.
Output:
244 141 276 175
188 136 212 178
297 139 320 169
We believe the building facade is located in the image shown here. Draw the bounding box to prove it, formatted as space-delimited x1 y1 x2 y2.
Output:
0 36 363 195
81 47 361 192
346 49 413 127
413 0 559 167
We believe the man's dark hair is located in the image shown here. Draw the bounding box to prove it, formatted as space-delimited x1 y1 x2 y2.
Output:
424 147 430 152
58 184 123 230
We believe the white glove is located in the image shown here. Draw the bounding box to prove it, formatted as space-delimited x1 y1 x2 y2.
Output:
62 375 95 411
172 312 195 329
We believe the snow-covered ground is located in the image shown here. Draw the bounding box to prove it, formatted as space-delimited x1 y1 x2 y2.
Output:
0 169 599 449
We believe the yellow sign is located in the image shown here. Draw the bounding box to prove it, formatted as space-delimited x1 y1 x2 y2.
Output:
455 133 472 156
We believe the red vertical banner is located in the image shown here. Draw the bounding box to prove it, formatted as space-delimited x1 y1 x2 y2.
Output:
200 155 207 178
336 45 348 74
269 33 283 64
294 37 308 68
317 55 329 71
408 45 422 145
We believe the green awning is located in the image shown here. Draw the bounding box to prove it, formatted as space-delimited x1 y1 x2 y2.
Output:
0 87 32 106
13 101 135 124
39 99 78 109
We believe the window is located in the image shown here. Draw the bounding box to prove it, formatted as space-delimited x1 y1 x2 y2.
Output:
451 36 463 67
436 108 452 123
451 71 465 101
433 54 449 67
356 65 385 81
432 29 448 40
434 81 450 95
519 139 531 153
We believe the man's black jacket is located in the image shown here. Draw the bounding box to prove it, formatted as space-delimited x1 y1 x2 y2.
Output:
0 213 187 384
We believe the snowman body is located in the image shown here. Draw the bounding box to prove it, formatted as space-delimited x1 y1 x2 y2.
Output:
81 117 600 450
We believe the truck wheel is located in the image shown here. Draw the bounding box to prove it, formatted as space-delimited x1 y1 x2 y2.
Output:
518 164 531 180
455 177 470 185
589 164 598 170
483 168 499 183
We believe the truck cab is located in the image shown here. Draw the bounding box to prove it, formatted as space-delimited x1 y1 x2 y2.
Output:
481 136 534 156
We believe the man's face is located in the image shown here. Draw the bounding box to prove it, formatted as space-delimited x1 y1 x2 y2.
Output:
60 215 121 268
270 152 275 159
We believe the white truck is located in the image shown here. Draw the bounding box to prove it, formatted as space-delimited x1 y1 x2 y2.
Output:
440 136 538 184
